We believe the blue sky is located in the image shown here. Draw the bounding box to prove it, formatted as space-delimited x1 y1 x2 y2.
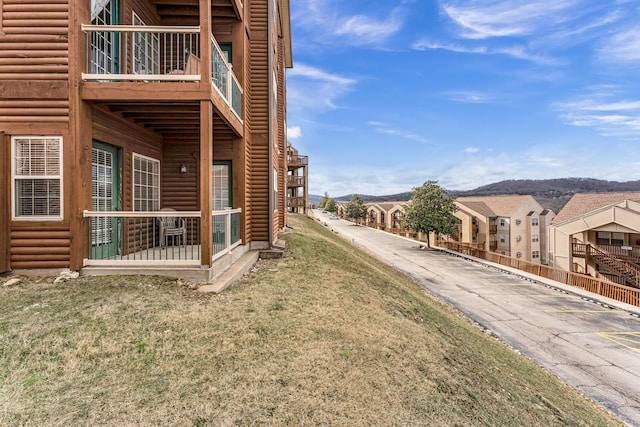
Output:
285 0 640 197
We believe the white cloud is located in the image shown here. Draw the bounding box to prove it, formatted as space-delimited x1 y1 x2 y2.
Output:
291 1 407 47
413 40 559 65
334 12 404 45
413 40 485 53
527 155 563 168
288 64 355 86
439 0 582 40
598 27 640 64
555 90 640 139
444 90 492 104
287 63 356 110
367 121 430 144
287 126 302 139
465 147 479 153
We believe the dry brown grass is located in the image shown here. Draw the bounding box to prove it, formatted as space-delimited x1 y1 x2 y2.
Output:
0 214 623 426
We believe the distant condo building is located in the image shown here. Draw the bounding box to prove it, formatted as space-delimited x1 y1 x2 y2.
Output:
287 143 309 214
548 192 640 288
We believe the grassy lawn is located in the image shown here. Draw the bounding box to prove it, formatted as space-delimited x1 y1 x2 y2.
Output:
0 214 622 426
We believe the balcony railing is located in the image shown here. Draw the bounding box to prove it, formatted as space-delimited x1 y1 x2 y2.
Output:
82 25 200 81
83 210 201 265
81 25 242 119
288 155 308 165
83 209 242 265
211 35 243 119
288 197 306 208
212 208 242 261
287 176 305 186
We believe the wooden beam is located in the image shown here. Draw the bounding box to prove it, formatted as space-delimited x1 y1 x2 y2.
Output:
230 0 243 21
80 82 208 102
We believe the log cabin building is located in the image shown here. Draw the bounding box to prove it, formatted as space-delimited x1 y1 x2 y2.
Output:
0 0 293 281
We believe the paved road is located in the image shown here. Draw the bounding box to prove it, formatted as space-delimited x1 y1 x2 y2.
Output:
314 210 640 426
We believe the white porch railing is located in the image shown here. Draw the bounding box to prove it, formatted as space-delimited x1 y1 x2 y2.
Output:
83 209 242 266
83 210 201 266
212 208 242 261
81 25 243 119
211 35 243 119
82 25 201 81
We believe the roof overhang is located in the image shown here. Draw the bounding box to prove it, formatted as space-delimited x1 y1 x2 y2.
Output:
280 0 293 68
551 202 640 236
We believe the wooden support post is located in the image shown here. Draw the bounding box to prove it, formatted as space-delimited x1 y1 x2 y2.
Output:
200 100 213 267
69 0 92 271
199 0 212 87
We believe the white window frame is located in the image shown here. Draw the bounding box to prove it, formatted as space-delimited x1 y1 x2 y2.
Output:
132 153 160 212
12 136 63 221
500 218 506 227
532 218 539 226
532 234 539 243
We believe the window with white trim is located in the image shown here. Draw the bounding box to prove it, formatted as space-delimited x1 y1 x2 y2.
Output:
12 136 63 220
532 251 540 259
532 218 539 226
132 153 160 211
532 234 539 243
500 218 506 227
212 162 231 210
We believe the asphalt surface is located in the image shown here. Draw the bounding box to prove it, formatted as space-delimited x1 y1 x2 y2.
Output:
313 210 640 426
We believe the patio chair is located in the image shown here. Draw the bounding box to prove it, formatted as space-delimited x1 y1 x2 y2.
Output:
158 208 187 248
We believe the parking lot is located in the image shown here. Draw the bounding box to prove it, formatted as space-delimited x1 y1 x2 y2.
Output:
313 210 640 425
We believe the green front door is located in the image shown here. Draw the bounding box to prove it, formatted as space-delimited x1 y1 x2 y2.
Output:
91 142 121 259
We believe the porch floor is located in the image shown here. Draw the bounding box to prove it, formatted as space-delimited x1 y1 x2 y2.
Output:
87 244 202 265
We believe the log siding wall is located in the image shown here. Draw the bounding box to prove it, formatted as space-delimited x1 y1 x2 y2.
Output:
248 0 270 242
2 0 291 270
2 0 71 269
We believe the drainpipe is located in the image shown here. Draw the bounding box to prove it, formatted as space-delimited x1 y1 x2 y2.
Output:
267 0 274 247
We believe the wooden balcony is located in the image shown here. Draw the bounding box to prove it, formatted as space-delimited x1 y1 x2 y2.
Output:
288 197 306 208
80 25 243 135
489 241 498 251
489 225 498 234
287 176 305 187
288 155 308 167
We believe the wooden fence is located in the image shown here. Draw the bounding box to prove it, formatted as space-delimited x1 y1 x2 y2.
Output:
440 242 640 308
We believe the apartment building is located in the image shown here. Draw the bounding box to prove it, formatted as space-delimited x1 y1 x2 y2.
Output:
454 195 554 263
286 142 308 214
0 0 293 281
548 192 640 287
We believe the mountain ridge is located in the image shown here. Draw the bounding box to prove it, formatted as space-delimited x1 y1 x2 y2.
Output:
312 178 640 212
